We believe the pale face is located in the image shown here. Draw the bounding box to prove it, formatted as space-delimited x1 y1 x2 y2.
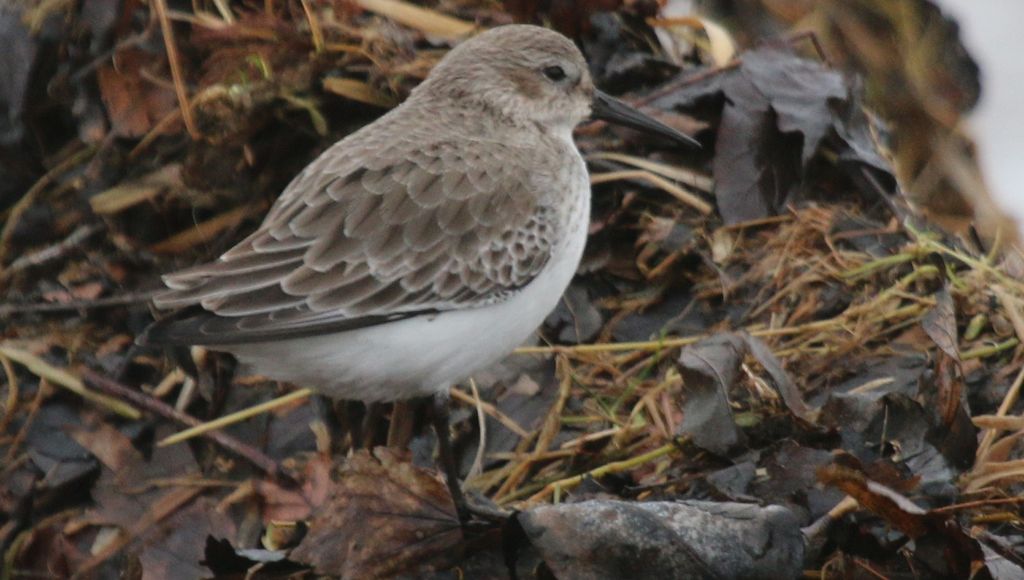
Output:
503 53 596 132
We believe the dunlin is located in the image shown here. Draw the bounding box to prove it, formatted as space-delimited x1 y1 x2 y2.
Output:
140 24 698 519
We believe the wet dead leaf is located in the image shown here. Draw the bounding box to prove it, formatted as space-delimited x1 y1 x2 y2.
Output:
89 428 201 530
652 45 895 223
289 447 461 577
675 334 746 454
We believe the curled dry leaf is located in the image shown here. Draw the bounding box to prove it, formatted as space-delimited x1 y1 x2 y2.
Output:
675 332 815 454
675 333 747 455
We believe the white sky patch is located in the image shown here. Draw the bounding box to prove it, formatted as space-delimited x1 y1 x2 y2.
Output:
933 0 1024 231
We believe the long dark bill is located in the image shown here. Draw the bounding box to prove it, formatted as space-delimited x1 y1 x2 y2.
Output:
591 90 700 149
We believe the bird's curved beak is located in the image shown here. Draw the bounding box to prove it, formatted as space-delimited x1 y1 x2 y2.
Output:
591 90 700 149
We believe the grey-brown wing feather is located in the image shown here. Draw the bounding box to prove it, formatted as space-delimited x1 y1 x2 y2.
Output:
145 129 558 345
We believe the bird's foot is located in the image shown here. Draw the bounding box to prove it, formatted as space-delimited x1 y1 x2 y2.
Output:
428 392 510 528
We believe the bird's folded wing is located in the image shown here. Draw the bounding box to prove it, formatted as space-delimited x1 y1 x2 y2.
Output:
141 139 557 345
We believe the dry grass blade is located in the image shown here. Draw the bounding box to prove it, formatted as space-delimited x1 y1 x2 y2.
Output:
648 16 738 66
355 0 475 39
300 0 324 53
467 378 486 478
450 386 529 438
973 415 1024 431
973 364 1024 468
588 152 714 192
0 345 140 419
0 145 96 269
149 201 269 254
522 439 684 505
590 169 712 214
494 357 573 500
152 0 198 138
323 78 398 108
89 165 181 215
158 388 313 446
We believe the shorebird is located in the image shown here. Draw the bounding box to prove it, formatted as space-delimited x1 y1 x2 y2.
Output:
140 24 698 520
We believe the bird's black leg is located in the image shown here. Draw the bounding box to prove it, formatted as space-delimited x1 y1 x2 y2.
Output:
361 402 386 448
429 392 470 524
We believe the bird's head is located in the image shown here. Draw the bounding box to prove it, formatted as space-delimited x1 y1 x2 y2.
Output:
414 25 699 148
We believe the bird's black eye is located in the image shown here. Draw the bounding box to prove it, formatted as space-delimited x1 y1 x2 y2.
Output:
543 65 567 82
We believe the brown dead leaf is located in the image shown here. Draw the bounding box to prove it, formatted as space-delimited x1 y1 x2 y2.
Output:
818 463 931 538
88 428 201 530
290 447 462 577
817 462 984 577
135 497 236 580
97 48 178 138
255 454 333 522
68 421 138 471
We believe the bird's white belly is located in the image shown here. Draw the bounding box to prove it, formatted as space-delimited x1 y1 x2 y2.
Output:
226 186 589 402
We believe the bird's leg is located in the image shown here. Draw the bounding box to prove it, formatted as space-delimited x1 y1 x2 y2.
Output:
343 401 366 449
429 392 470 524
361 402 386 448
387 400 417 448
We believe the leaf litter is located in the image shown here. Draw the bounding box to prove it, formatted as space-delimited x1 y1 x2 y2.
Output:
1 0 1023 578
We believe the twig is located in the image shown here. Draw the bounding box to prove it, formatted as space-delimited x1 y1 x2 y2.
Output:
0 224 104 282
0 290 160 318
0 144 97 269
933 495 1024 514
81 369 285 478
72 486 203 578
